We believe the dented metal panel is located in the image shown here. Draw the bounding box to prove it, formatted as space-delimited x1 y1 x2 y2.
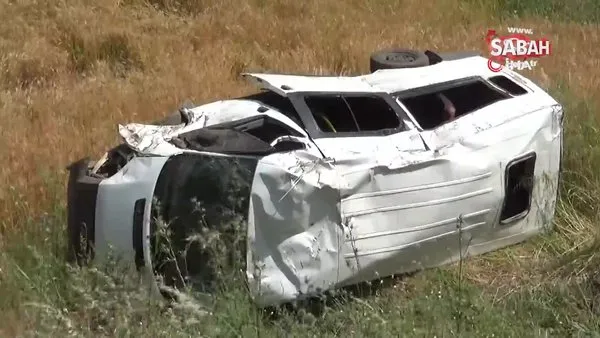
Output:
118 99 309 156
245 102 561 304
245 152 347 305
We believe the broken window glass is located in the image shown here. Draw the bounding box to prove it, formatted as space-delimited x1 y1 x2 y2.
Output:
304 95 401 133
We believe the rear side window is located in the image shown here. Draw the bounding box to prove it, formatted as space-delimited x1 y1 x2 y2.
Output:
488 75 528 96
500 152 536 223
399 80 510 130
304 95 400 133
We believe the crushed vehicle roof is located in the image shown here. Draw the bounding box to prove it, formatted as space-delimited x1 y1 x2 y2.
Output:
244 55 495 95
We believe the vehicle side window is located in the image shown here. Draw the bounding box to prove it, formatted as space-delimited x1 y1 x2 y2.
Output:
305 96 355 132
304 95 400 133
399 80 510 130
344 96 401 131
487 75 528 96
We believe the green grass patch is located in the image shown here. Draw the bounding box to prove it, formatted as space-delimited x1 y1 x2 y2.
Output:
2 229 600 337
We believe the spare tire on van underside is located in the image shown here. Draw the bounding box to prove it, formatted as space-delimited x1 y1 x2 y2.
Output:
370 48 430 72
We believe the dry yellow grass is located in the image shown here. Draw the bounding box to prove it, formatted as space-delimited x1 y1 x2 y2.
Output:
0 0 598 248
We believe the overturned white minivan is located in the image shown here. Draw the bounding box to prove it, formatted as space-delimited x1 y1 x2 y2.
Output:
67 49 563 307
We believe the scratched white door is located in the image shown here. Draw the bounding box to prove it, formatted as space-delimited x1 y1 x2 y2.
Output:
335 143 503 284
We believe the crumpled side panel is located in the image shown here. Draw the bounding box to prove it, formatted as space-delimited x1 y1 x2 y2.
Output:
246 152 353 306
334 154 503 286
247 105 562 306
118 99 308 156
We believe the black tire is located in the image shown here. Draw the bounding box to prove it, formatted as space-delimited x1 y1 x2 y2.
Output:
370 48 430 72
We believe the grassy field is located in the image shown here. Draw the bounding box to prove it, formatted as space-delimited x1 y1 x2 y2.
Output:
1 0 600 336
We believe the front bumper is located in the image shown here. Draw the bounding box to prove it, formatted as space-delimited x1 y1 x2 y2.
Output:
66 152 169 268
67 158 102 265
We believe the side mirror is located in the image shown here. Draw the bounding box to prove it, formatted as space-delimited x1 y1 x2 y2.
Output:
270 135 309 152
